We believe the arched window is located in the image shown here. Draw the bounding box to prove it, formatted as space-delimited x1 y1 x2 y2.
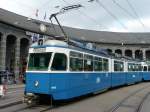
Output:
115 49 122 55
146 50 150 61
135 50 143 60
125 50 132 57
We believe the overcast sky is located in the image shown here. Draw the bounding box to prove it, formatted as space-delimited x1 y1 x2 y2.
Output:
0 0 150 32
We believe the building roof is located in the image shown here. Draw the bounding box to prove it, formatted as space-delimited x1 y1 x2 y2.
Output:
0 8 150 45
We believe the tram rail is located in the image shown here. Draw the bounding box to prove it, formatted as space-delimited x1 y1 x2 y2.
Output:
106 83 150 112
1 83 150 112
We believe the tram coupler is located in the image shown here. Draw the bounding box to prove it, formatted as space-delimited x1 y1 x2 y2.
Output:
23 93 39 105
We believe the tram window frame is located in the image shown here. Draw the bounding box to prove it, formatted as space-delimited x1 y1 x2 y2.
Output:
132 64 136 71
51 53 67 71
148 66 150 71
139 65 142 71
128 63 133 71
84 54 93 71
135 64 139 71
114 61 124 72
70 51 83 71
70 51 83 58
93 56 102 71
103 58 109 71
143 66 148 71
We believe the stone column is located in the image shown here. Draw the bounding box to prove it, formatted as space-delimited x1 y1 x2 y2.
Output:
0 33 6 71
132 50 135 59
143 49 146 60
112 49 115 54
14 38 20 83
122 49 125 57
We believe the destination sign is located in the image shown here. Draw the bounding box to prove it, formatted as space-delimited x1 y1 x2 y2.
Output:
33 48 46 53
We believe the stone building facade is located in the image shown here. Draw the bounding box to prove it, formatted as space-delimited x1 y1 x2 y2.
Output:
1 21 150 83
1 8 150 84
97 43 150 61
0 22 31 82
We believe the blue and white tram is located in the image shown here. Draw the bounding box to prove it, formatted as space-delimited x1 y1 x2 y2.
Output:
125 61 142 84
25 40 112 101
142 62 150 81
24 40 146 103
111 58 126 87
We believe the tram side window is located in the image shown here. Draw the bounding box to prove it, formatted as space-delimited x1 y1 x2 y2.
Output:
133 64 137 71
128 63 132 71
139 65 142 71
94 57 102 71
114 61 124 71
148 66 150 71
143 66 148 71
84 54 93 71
132 64 136 71
51 53 67 71
103 59 108 71
135 64 139 71
70 51 83 71
128 63 135 71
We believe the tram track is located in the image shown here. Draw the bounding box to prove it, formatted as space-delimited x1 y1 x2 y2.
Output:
135 92 150 112
10 104 55 112
106 83 150 112
15 83 150 112
1 83 150 112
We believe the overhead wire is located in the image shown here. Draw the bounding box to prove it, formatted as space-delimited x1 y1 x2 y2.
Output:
112 0 136 19
15 0 142 31
125 0 145 28
95 0 127 30
61 0 108 30
112 0 146 29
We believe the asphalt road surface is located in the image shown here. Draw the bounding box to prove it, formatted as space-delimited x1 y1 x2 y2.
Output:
1 83 150 112
0 85 24 109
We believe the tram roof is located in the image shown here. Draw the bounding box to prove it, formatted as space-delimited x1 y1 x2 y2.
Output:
30 41 110 58
30 40 145 63
1 8 150 45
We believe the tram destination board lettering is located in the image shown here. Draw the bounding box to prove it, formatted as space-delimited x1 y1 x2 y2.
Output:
33 48 46 53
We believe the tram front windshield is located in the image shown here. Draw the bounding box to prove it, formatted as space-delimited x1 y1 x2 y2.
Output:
28 53 52 71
